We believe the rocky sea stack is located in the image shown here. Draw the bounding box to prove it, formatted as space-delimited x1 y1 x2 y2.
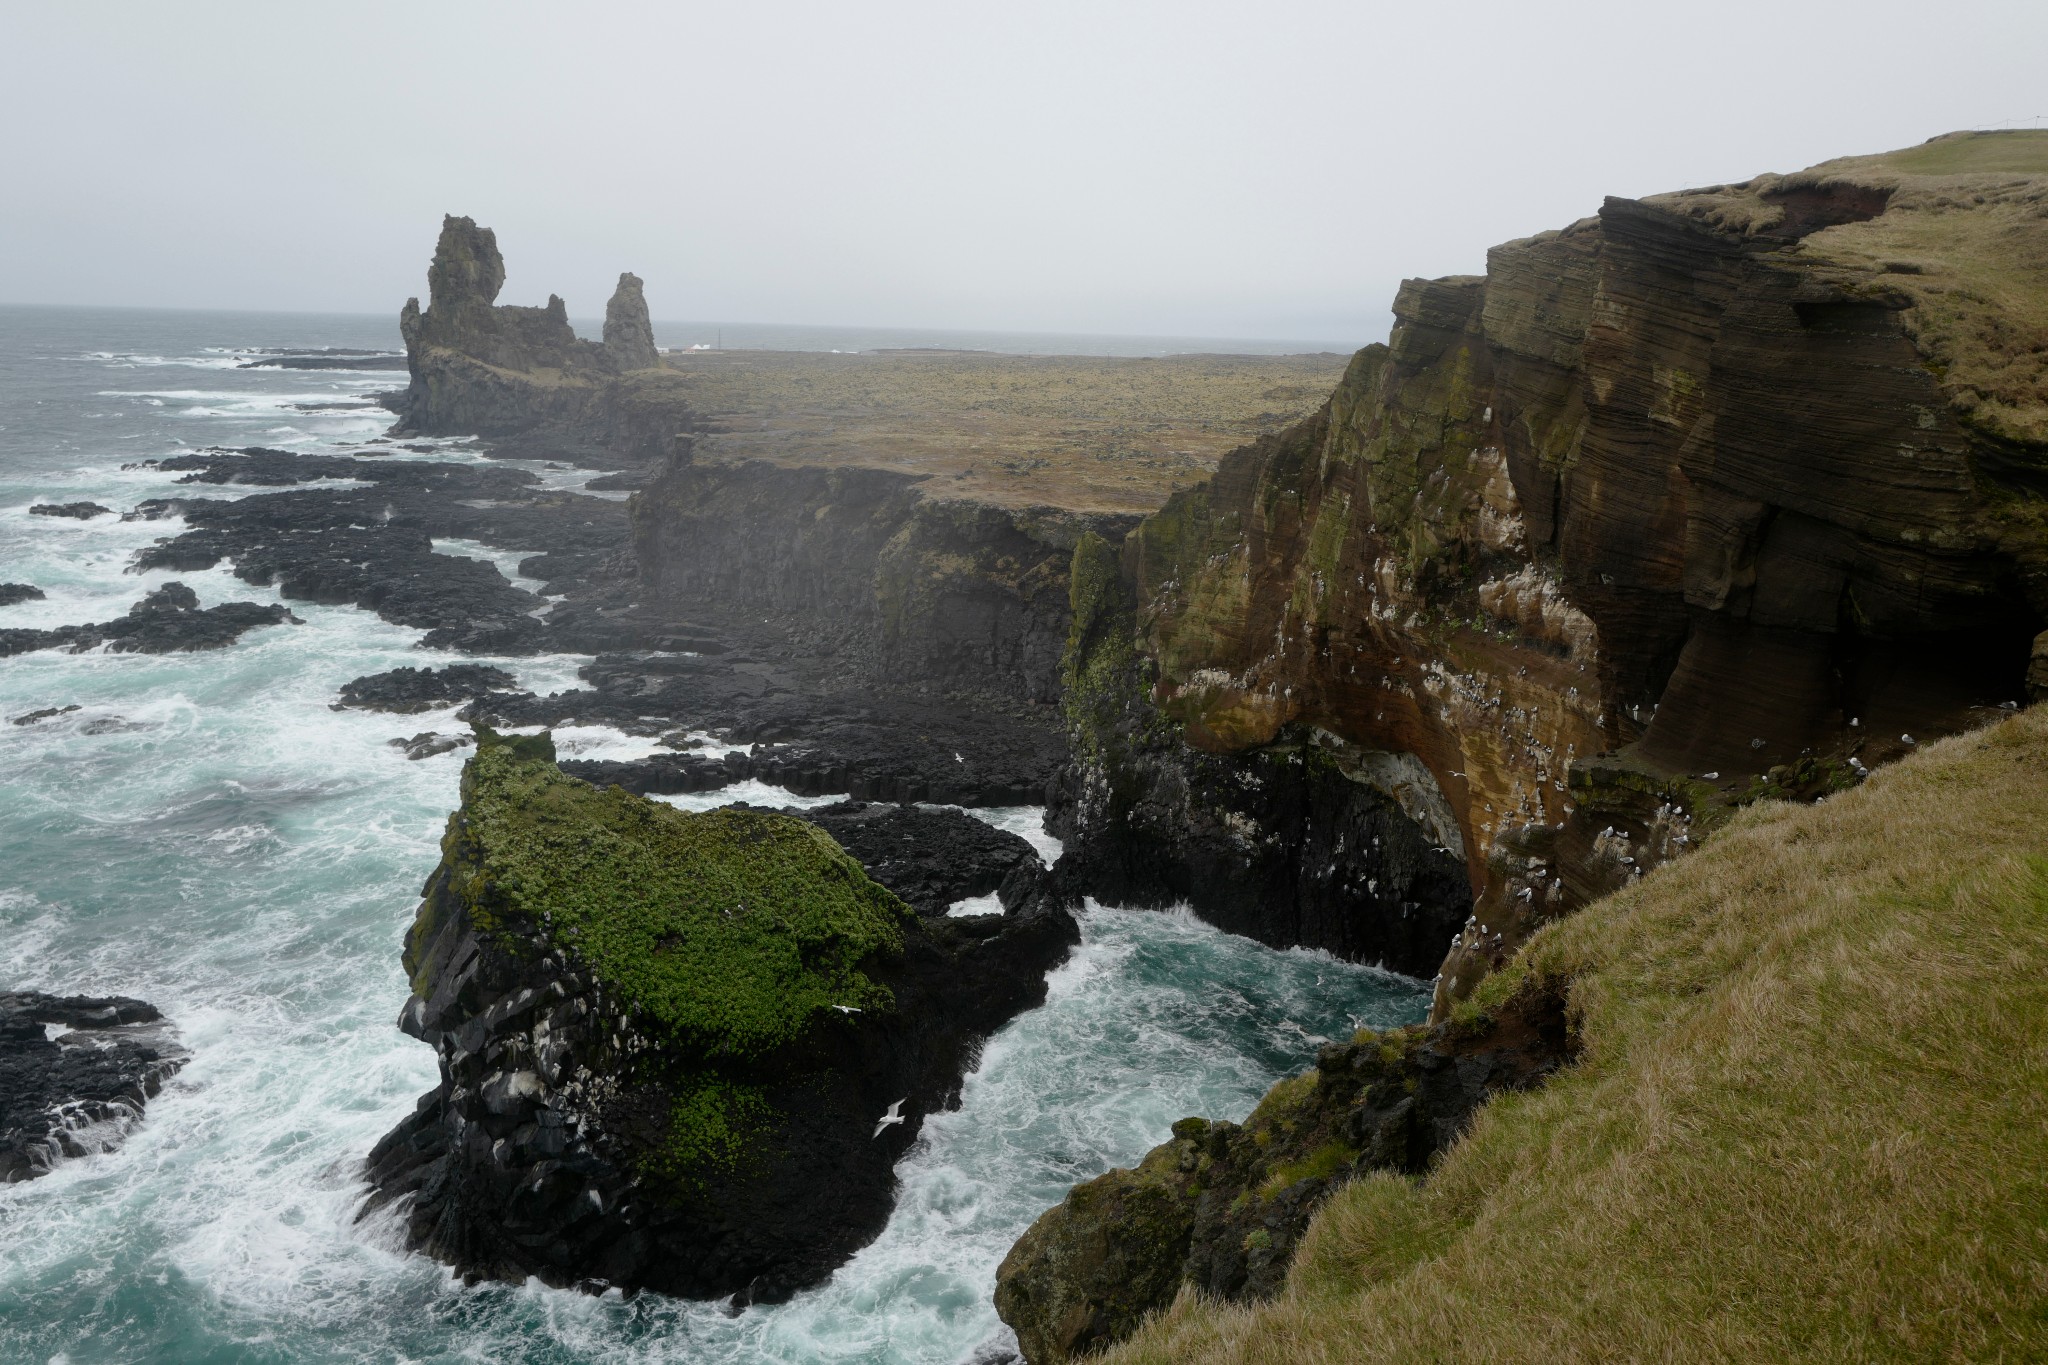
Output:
362 729 1076 1302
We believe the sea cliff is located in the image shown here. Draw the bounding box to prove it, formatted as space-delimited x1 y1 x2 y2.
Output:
1050 129 2048 1016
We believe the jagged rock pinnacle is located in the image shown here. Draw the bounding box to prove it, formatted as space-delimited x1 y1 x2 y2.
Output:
603 271 659 371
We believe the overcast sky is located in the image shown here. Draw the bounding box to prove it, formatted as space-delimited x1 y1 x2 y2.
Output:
3 1 2043 345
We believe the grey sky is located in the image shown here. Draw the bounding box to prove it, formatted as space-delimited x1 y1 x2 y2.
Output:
3 1 2043 345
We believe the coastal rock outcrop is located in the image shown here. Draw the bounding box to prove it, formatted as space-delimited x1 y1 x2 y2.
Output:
0 582 299 657
992 976 1573 1363
337 664 521 714
0 992 187 1183
391 216 690 454
602 272 661 373
0 583 45 607
1052 130 2048 1015
361 729 1076 1302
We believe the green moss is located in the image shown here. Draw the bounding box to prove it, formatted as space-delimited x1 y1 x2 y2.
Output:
453 728 912 1061
1258 1139 1361 1200
643 1073 773 1187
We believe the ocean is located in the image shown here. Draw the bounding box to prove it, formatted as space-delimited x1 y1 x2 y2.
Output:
0 303 1420 1364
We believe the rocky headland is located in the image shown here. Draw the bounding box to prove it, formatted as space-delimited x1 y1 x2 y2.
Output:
1044 128 2048 1023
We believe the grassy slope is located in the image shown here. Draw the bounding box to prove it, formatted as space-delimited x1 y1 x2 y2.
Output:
1106 708 2048 1363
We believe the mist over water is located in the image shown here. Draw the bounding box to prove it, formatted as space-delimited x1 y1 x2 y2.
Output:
0 305 1428 1363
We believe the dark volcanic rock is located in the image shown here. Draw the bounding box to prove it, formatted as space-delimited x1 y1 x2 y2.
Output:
994 976 1573 1364
390 731 475 761
361 732 1077 1303
338 664 520 714
0 992 188 1183
786 801 1045 918
0 583 45 607
30 502 112 519
0 582 300 658
11 705 80 726
124 448 633 651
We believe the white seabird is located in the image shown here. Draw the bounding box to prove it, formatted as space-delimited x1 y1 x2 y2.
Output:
831 1005 861 1014
873 1098 908 1139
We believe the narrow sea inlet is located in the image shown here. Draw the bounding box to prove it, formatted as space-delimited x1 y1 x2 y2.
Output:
0 307 1428 1364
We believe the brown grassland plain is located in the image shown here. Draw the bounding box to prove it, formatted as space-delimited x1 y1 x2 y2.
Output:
1104 707 2048 1363
654 348 1352 514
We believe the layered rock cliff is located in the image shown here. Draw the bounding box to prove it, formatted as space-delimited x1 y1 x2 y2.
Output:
391 216 692 454
630 453 1140 707
362 729 1075 1302
1054 130 2048 1015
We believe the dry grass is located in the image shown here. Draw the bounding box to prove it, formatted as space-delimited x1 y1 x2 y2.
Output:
1104 707 2048 1363
655 348 1350 514
1651 131 2048 447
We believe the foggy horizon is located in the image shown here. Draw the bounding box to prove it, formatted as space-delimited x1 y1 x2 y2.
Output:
5 1 2044 347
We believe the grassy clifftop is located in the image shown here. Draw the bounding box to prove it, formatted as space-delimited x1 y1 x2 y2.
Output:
1104 707 2048 1362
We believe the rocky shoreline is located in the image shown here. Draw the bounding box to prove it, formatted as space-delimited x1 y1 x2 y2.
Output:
0 993 187 1184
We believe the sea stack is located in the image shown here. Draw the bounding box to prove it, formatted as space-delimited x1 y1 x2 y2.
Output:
362 728 1076 1303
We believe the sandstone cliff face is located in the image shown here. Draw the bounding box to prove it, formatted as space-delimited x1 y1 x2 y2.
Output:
630 452 1137 707
393 216 681 444
1058 131 2048 1015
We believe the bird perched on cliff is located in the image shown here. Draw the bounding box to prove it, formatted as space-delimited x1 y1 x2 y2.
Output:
873 1099 907 1138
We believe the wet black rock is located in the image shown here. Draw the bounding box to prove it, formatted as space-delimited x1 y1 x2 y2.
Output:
0 583 45 607
0 582 301 658
29 502 112 519
518 673 1068 809
338 664 520 714
125 447 635 647
0 992 188 1183
788 801 1046 918
390 731 476 761
10 705 79 726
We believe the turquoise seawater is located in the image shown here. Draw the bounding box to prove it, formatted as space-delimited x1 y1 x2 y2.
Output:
0 305 1427 1364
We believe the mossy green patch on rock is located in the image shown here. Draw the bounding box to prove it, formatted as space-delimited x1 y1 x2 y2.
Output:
453 727 912 1060
644 1073 775 1187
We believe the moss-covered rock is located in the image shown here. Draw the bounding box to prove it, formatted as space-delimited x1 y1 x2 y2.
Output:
363 728 1077 1303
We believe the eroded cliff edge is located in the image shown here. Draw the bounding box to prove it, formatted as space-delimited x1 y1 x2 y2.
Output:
1051 129 2048 1018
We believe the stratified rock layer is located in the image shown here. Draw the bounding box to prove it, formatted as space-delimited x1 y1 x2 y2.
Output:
1054 130 2048 1015
362 730 1075 1303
